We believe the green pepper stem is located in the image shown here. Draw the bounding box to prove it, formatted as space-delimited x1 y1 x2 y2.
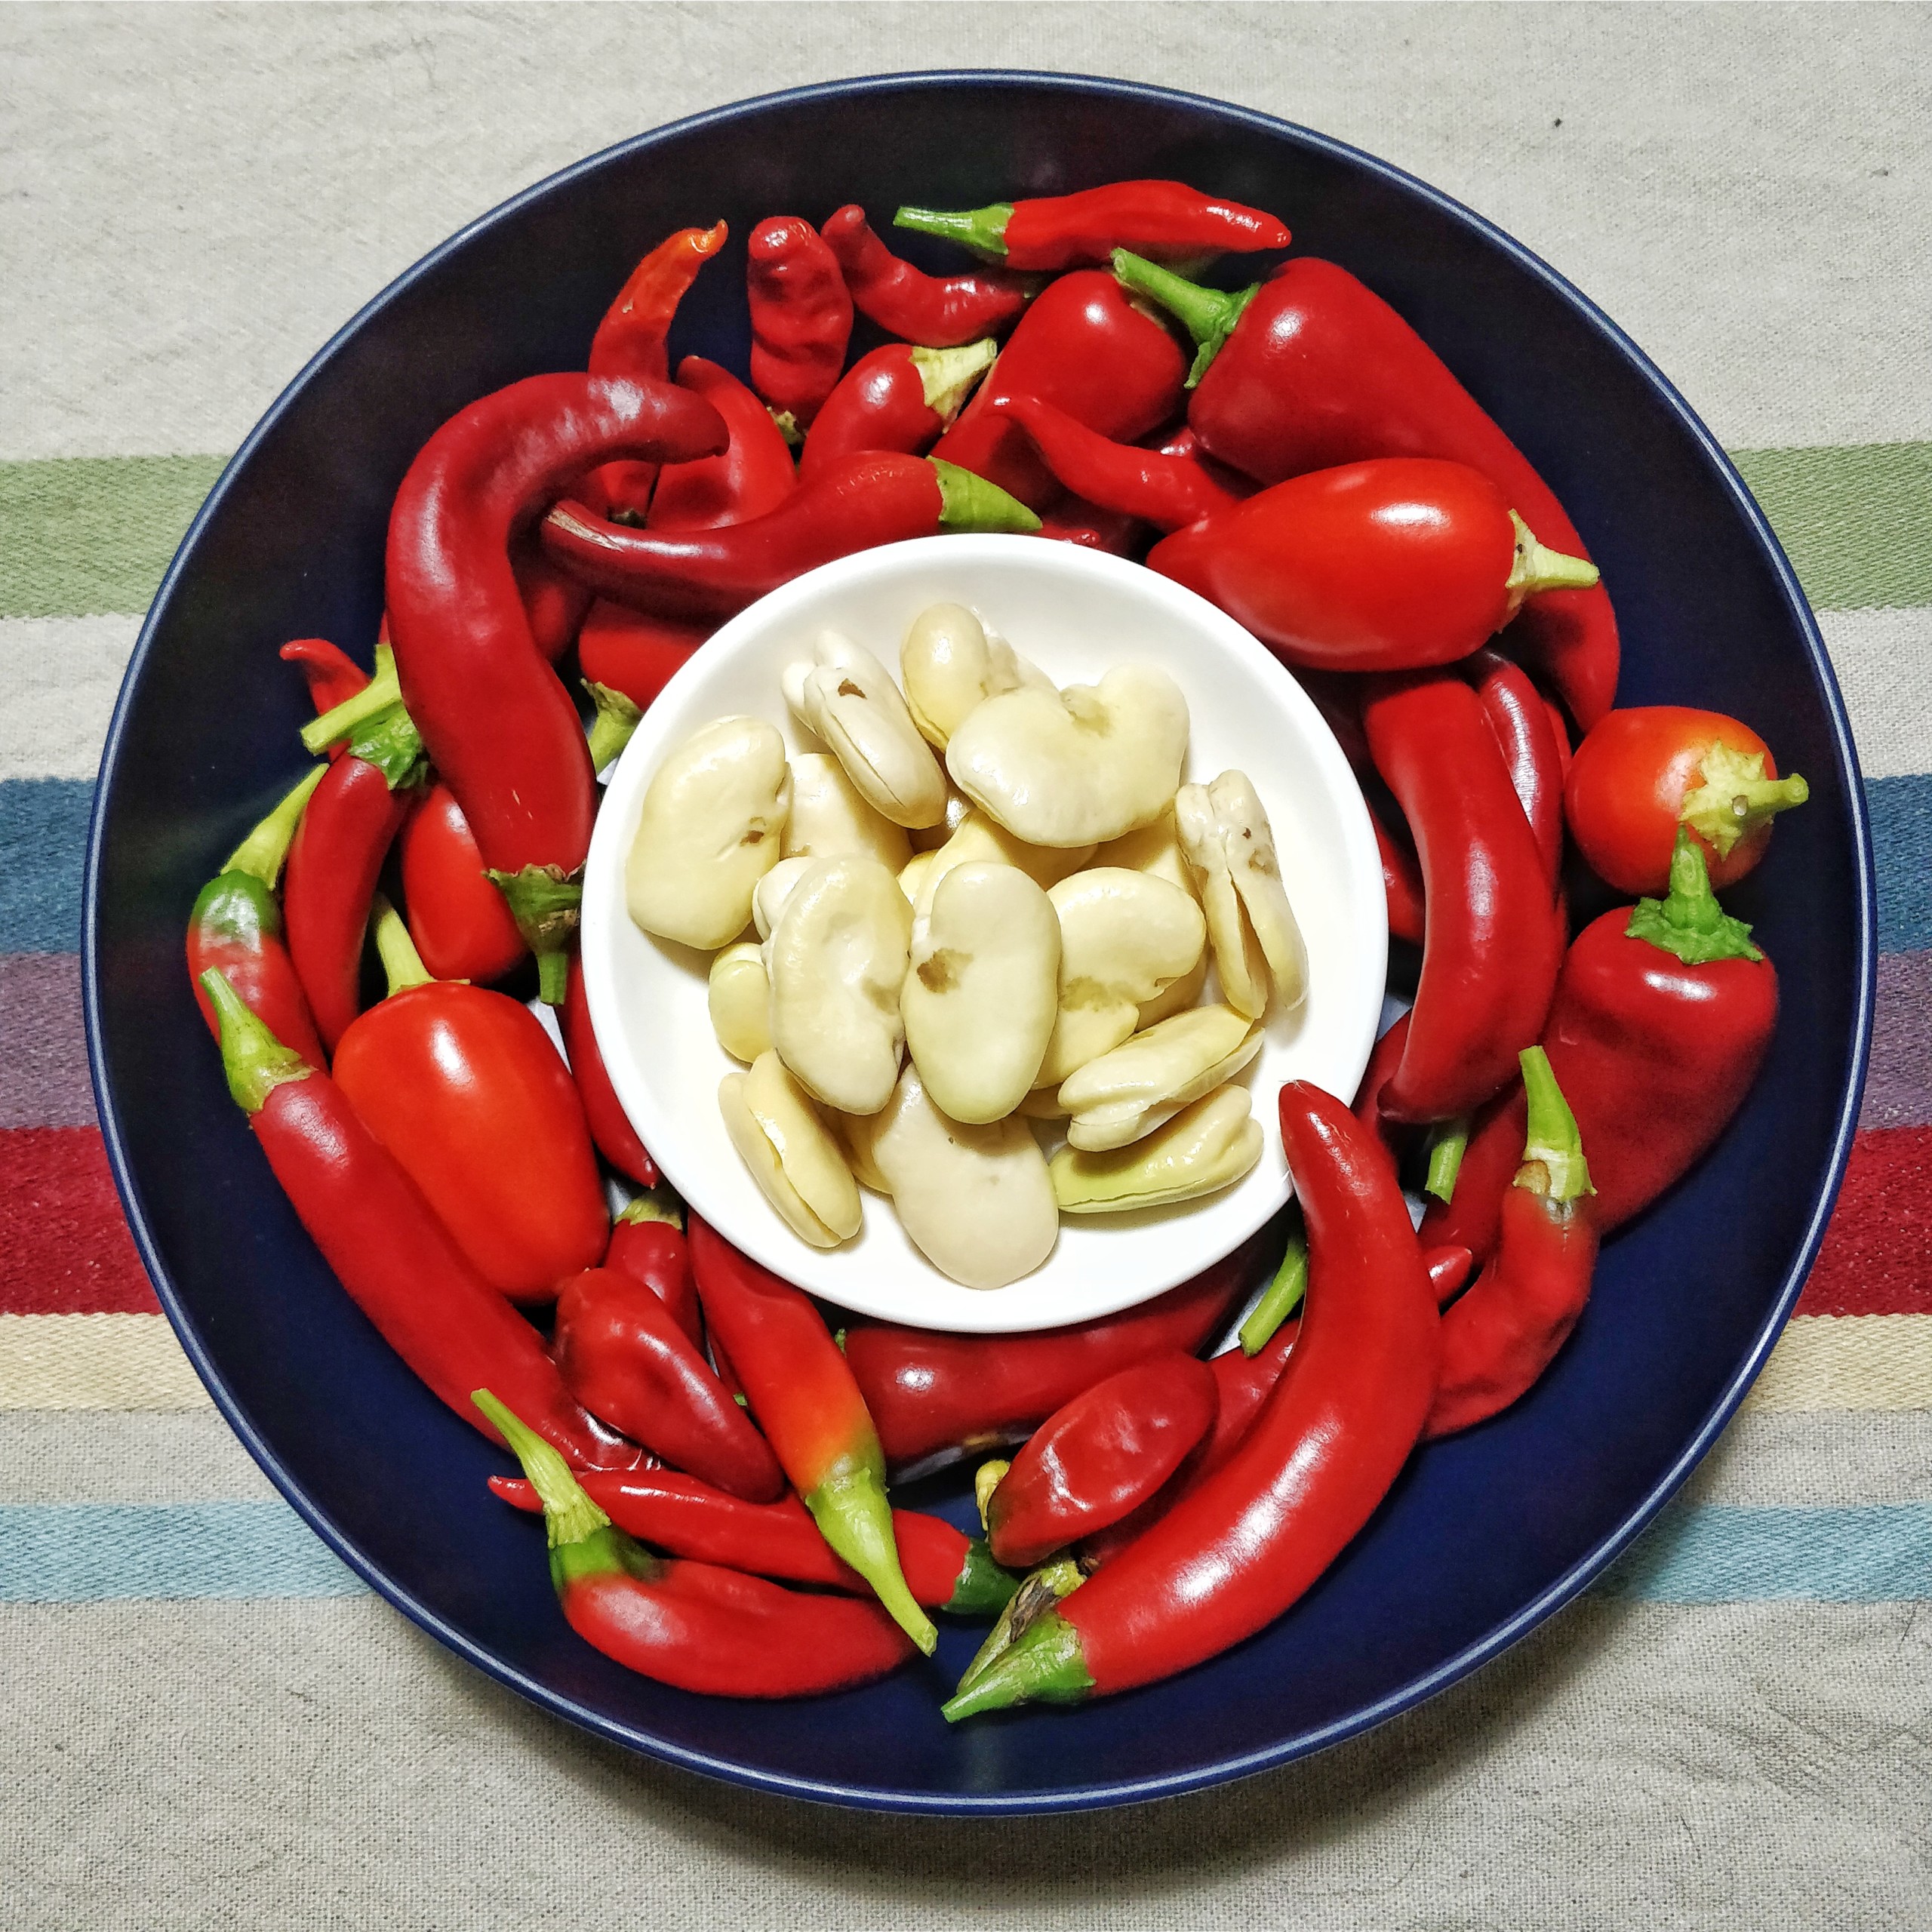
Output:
929 459 1042 534
585 681 644 774
470 1391 610 1550
945 1537 1022 1618
910 338 998 424
893 201 1014 260
221 766 325 885
199 969 315 1112
1425 1117 1472 1204
485 865 582 1004
1504 511 1601 607
1678 740 1810 860
1625 829 1765 965
1515 1047 1593 1203
955 1558 1084 1695
805 1462 938 1655
369 893 435 996
1109 248 1257 386
617 1184 685 1231
300 645 399 754
1238 1223 1308 1354
943 1605 1093 1720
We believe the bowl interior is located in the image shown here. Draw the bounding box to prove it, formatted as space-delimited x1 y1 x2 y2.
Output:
87 72 1869 1813
583 534 1386 1332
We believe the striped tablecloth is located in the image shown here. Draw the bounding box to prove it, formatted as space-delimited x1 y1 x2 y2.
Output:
5 5 1928 1923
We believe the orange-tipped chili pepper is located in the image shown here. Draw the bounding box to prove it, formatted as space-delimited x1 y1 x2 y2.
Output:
648 355 797 533
746 217 853 431
605 1190 703 1346
822 203 1033 346
1466 647 1568 885
800 339 996 478
558 952 657 1189
687 1218 937 1654
895 181 1287 270
943 1081 1438 1718
475 1392 912 1698
577 601 710 712
396 782 527 985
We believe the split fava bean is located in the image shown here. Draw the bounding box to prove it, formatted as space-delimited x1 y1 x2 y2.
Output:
707 943 773 1063
783 632 948 829
783 752 913 873
900 602 1052 750
719 1052 863 1247
626 715 791 950
1175 771 1308 1020
1059 1004 1264 1151
1051 1084 1263 1213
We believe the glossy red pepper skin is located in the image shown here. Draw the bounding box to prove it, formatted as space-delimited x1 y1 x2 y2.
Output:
280 637 368 730
647 355 797 533
844 1236 1263 1477
929 270 1186 512
332 981 608 1303
822 204 1032 346
746 217 853 429
1351 1011 1414 1177
800 342 991 478
1033 492 1145 556
397 783 527 985
552 1267 785 1500
987 1353 1218 1571
560 952 657 1188
577 601 709 712
1364 672 1565 1121
385 373 726 877
605 1202 702 1346
188 872 328 1072
1376 814 1427 946
1466 648 1567 884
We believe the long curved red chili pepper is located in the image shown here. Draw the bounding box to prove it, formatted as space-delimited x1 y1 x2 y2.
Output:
687 1218 937 1654
577 601 710 712
1363 670 1565 1121
647 355 797 533
476 1394 911 1698
800 340 996 478
559 952 657 1188
512 543 594 666
1112 251 1620 728
746 217 853 431
605 1191 703 1346
822 204 1033 346
396 782 527 985
895 181 1287 270
943 1081 1438 1716
1466 648 1567 884
279 636 368 730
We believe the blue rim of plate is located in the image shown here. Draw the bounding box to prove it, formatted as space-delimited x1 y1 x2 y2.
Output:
83 68 1877 1815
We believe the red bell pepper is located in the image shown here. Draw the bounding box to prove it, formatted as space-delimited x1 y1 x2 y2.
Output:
687 1218 937 1654
822 203 1032 346
895 181 1288 270
330 903 608 1303
560 951 657 1189
647 355 797 533
1112 250 1620 728
476 1393 911 1698
396 782 527 985
746 217 853 431
605 1191 702 1346
943 1081 1438 1716
1466 647 1568 884
800 340 996 478
577 601 711 712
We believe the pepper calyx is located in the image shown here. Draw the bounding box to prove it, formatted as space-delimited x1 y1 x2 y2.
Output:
910 337 999 425
1626 829 1764 964
1514 1047 1593 1203
943 1606 1094 1721
200 970 315 1112
945 1537 1022 1619
221 766 325 885
955 1558 1085 1697
1678 740 1810 860
929 459 1042 534
584 679 644 774
1109 249 1257 386
893 201 1014 261
617 1184 685 1232
301 642 400 754
974 1459 1011 1534
345 700 429 792
485 865 583 1004
1503 512 1601 616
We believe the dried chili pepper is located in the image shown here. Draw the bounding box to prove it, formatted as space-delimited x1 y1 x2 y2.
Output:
687 1218 937 1654
397 782 527 985
647 355 797 533
559 952 657 1189
800 339 996 478
475 1392 912 1698
577 601 711 712
746 217 853 431
822 203 1032 346
605 1190 703 1347
1466 647 1568 884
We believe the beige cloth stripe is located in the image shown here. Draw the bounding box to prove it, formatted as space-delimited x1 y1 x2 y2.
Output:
0 1315 211 1411
1742 1315 1932 1414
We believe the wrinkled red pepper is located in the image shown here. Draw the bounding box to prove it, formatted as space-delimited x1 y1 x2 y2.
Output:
648 355 797 533
822 203 1033 346
558 953 657 1188
577 601 711 713
605 1191 703 1347
800 340 996 478
1466 647 1568 884
397 782 527 985
746 217 853 430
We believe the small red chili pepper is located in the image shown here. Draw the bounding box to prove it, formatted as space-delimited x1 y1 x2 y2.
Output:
552 1266 786 1501
648 355 797 533
800 339 997 478
1427 1049 1598 1438
475 1392 911 1698
491 1466 1019 1615
943 1081 1438 1717
895 181 1288 271
279 636 368 729
1112 251 1620 729
928 269 1188 512
687 1218 937 1654
397 782 527 985
577 601 711 712
331 903 608 1303
560 951 657 1188
605 1191 703 1347
186 768 328 1066
821 204 1033 346
1032 491 1145 555
1149 457 1600 673
541 451 1039 623
1564 706 1810 896
1363 670 1566 1121
385 372 727 997
982 1353 1220 1571
746 217 854 431
844 1235 1265 1477
1376 814 1428 946
198 974 623 1468
1466 647 1568 884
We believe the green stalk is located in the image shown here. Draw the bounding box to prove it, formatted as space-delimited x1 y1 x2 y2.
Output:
1515 1047 1594 1203
199 970 314 1112
893 201 1014 260
954 1558 1084 1696
944 1539 1022 1619
943 1604 1093 1720
1625 829 1764 966
220 766 325 885
300 643 400 754
910 339 998 424
805 1457 938 1655
585 681 644 774
1504 511 1601 600
1109 248 1257 386
1238 1222 1308 1355
368 893 434 995
929 460 1042 534
1678 740 1810 860
1425 1117 1472 1204
485 865 583 1004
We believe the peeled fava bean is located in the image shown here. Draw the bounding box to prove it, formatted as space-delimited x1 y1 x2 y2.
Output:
1175 771 1309 1020
903 862 1061 1123
900 602 1051 750
752 855 819 942
719 1052 863 1247
626 716 790 949
860 1067 1059 1289
1094 808 1195 897
783 752 913 873
945 663 1189 848
1137 952 1208 1031
908 786 973 853
898 850 937 907
915 809 1095 923
707 943 772 1063
783 632 948 829
1051 1084 1263 1213
765 857 913 1116
1059 1004 1265 1151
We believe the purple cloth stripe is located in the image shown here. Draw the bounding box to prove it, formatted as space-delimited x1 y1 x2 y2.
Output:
0 954 95 1128
1861 951 1932 1131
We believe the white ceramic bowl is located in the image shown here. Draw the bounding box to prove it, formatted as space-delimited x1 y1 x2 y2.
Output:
582 534 1386 1332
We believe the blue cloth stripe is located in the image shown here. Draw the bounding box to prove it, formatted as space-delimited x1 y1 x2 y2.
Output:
1869 774 1932 954
1598 1503 1932 1604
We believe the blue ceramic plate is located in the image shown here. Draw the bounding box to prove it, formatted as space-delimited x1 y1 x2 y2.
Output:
85 72 1873 1814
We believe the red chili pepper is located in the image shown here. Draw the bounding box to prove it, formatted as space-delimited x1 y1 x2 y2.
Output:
746 217 853 431
385 372 727 995
605 1192 703 1346
1363 670 1566 1121
1112 251 1620 728
396 782 527 985
800 340 997 478
1427 1049 1598 1437
475 1394 910 1698
491 1467 1018 1614
512 541 594 665
843 1235 1265 1478
198 974 623 1467
943 1081 1438 1716
540 451 1039 623
1466 647 1568 884
647 355 797 533
331 903 608 1303
687 1218 937 1654
186 768 328 1066
1350 1011 1414 1178
983 1353 1220 1571
822 204 1033 346
928 270 1188 512
279 637 368 729
552 1266 785 1500
1564 706 1810 896
1376 814 1427 946
895 181 1288 271
1032 491 1145 556
1149 458 1600 673
560 951 657 1188
577 601 710 712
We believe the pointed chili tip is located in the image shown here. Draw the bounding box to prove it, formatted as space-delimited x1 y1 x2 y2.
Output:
893 201 1014 260
929 459 1041 534
199 969 314 1113
220 765 326 885
941 1608 1092 1721
471 1391 610 1550
1515 1048 1593 1202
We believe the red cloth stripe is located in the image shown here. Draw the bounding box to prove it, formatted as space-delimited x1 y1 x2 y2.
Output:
1795 1123 1932 1317
0 1128 160 1315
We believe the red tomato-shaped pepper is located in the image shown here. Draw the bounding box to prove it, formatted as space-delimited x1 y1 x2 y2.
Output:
398 783 527 984
1564 706 1810 895
333 982 608 1303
